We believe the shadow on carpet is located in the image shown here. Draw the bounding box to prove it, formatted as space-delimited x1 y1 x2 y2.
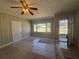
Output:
61 48 74 59
39 39 53 44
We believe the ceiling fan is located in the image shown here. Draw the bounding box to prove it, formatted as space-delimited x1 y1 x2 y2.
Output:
10 0 38 15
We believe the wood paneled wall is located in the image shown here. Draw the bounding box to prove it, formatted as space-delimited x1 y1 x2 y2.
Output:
0 12 31 46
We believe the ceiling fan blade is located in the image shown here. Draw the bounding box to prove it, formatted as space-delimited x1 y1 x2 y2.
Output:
29 7 38 10
21 11 24 15
28 10 34 15
20 0 26 8
11 6 22 8
23 0 29 8
23 0 27 4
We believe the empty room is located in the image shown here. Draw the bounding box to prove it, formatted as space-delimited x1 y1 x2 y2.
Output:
0 0 79 59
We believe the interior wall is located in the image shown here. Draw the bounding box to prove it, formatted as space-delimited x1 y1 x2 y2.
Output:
31 17 55 39
55 12 75 47
22 20 31 39
55 11 79 47
74 11 79 47
0 12 31 46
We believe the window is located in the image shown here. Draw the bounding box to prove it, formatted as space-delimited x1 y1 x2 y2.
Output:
47 23 51 32
33 24 36 32
33 23 51 32
37 24 46 32
59 20 68 34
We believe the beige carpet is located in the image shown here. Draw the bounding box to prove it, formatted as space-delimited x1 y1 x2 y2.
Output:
0 38 56 59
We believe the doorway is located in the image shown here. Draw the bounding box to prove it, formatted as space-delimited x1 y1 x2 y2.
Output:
59 19 68 49
12 20 22 42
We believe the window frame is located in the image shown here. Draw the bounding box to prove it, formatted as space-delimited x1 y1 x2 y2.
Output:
33 23 51 33
59 19 68 34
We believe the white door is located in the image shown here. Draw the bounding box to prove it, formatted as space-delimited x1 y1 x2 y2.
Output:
12 20 22 42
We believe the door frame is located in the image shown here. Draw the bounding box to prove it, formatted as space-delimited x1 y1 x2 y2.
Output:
12 20 22 42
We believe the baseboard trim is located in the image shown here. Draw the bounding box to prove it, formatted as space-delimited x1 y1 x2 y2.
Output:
0 37 30 49
0 42 14 48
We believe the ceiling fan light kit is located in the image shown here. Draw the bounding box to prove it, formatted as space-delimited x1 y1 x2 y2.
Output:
10 0 38 15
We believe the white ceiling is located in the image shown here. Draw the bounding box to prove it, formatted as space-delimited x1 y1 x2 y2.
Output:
0 0 79 19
